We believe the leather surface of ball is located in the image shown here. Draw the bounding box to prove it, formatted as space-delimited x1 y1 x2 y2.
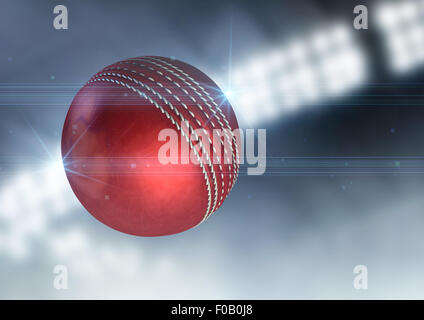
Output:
61 56 240 236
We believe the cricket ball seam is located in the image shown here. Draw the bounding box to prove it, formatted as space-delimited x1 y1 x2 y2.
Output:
87 77 213 224
130 58 238 208
141 57 240 193
136 59 233 206
144 57 239 199
103 63 229 207
105 65 228 204
92 71 221 216
130 58 237 204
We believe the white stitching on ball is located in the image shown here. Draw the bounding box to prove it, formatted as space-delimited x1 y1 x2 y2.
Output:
94 71 220 217
138 57 240 209
142 57 240 175
129 58 236 209
103 64 229 213
87 77 213 225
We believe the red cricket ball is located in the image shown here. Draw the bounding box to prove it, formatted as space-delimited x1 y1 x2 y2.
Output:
62 56 240 236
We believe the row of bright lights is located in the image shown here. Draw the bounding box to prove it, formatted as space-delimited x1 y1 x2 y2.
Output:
377 0 424 73
222 1 424 125
0 159 176 286
227 23 367 124
0 161 76 259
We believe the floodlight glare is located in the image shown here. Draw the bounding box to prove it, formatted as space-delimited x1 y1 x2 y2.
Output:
376 0 424 73
231 23 366 125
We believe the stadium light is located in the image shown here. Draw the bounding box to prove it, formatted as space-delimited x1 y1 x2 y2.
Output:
376 0 424 73
0 159 77 259
225 23 367 125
